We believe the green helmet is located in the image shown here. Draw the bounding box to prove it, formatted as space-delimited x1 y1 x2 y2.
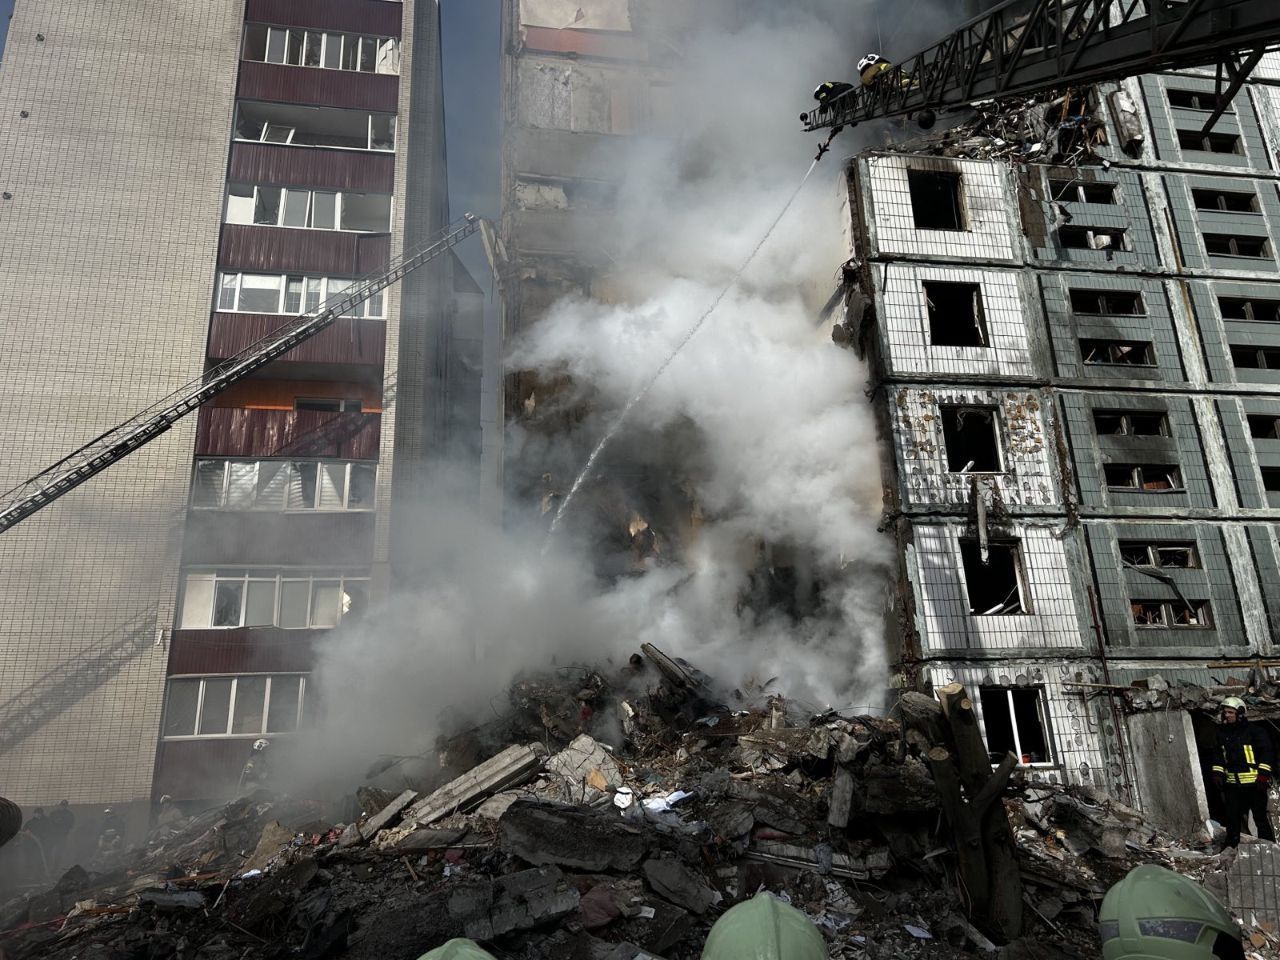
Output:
1099 865 1243 960
702 891 827 960
417 940 497 960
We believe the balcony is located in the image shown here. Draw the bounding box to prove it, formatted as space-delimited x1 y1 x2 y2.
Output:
244 0 401 37
195 408 380 459
168 626 320 675
230 142 394 195
153 739 257 802
182 510 375 566
208 312 385 369
219 223 391 276
238 60 399 114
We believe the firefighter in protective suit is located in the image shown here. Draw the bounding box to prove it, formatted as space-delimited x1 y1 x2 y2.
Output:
1211 696 1275 847
1099 865 1244 960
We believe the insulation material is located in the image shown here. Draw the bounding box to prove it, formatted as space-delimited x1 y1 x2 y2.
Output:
520 0 630 32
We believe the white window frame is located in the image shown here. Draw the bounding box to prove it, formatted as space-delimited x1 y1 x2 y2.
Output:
215 272 386 319
163 674 307 740
981 687 1055 768
179 569 371 630
192 459 377 512
234 104 397 153
245 25 399 75
224 185 393 234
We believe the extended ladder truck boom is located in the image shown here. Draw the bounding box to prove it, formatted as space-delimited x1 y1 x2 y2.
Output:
803 0 1280 138
0 214 484 535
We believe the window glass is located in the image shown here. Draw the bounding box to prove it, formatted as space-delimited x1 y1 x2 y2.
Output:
265 27 288 64
199 679 234 735
263 123 294 144
340 193 392 232
179 575 215 629
267 677 302 732
310 581 342 627
279 580 311 628
243 24 269 61
349 464 376 508
254 186 282 225
232 677 268 734
212 579 244 627
218 274 239 311
192 461 225 507
311 191 337 230
328 279 354 316
303 31 323 67
164 679 201 737
226 462 257 508
291 462 319 508
283 276 303 314
239 275 282 313
316 464 347 508
226 184 255 225
257 461 289 508
322 32 341 70
371 115 396 151
304 278 324 313
286 29 303 66
282 189 310 227
366 288 384 318
341 33 360 70
245 580 276 626
359 36 377 72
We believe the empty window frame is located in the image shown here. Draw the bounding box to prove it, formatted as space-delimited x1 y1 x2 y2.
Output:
1080 339 1156 366
941 405 1003 472
923 280 987 347
1103 463 1184 492
295 398 363 413
907 169 965 231
1131 599 1213 627
1059 225 1130 251
1177 129 1242 154
1220 297 1280 322
1069 289 1145 315
191 459 376 511
1230 346 1280 370
216 273 385 319
959 539 1029 615
225 185 392 233
978 686 1053 765
1119 540 1199 568
1247 414 1280 439
1092 410 1169 436
1167 89 1226 112
178 569 370 630
234 102 396 152
1048 178 1117 204
1262 467 1280 492
1192 188 1258 213
242 24 399 74
1203 234 1271 259
163 675 306 739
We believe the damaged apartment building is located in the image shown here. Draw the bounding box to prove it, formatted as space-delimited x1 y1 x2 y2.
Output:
841 55 1280 831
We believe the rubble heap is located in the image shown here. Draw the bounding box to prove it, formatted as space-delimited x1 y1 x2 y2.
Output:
2 646 1275 960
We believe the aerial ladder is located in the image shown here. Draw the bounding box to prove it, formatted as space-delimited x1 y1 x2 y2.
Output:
0 214 484 535
803 0 1280 139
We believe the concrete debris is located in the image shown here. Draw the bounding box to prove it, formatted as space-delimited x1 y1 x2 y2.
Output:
1 645 1274 960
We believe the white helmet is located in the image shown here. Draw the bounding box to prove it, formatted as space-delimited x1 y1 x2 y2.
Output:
253 738 270 751
858 53 883 72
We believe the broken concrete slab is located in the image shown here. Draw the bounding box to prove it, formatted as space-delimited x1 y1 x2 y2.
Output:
746 840 891 880
389 827 469 852
642 855 718 915
138 889 207 910
405 743 548 827
360 788 418 840
474 791 523 820
546 734 622 791
456 866 581 940
242 820 295 872
500 799 649 871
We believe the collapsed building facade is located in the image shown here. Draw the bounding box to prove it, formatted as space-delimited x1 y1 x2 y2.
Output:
843 56 1280 833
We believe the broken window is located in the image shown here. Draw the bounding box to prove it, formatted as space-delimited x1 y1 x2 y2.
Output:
243 24 399 74
179 570 370 629
191 459 376 511
959 540 1028 616
1220 297 1280 322
1060 225 1129 251
907 169 965 231
978 687 1052 766
1069 289 1144 315
339 192 393 232
1178 129 1242 154
1132 600 1212 628
234 102 396 152
1193 189 1258 213
941 405 1002 472
1262 467 1280 493
1230 346 1280 370
215 273 386 318
1167 89 1224 112
225 185 392 233
162 675 307 739
1048 179 1116 204
1119 541 1199 568
1204 234 1270 259
1092 410 1169 436
1103 463 1184 492
1080 339 1156 366
923 281 987 347
1247 415 1280 439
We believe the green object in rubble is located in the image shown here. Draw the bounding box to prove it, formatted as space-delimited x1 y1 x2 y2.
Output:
701 891 827 960
417 939 498 960
1099 865 1243 960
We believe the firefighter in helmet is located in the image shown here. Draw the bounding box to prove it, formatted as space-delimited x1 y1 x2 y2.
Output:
1211 696 1275 847
857 53 893 87
812 81 855 115
1099 865 1244 960
239 738 273 794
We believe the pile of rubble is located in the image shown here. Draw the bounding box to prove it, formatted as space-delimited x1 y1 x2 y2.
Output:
1 646 1275 960
1082 669 1280 721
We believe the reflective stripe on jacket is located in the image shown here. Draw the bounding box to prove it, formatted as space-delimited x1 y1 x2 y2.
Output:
1213 719 1275 785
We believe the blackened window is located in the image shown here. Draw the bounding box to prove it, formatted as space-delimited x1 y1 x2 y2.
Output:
1070 289 1145 315
959 540 1028 615
1193 189 1258 213
1220 297 1280 322
941 406 1002 472
1081 339 1156 366
908 170 965 230
1204 234 1270 259
924 281 987 347
1178 130 1242 154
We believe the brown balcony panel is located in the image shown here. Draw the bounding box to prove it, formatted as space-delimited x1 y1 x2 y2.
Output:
154 739 260 802
245 0 402 38
168 627 320 675
238 61 399 113
183 511 375 565
208 313 385 366
195 408 380 459
230 142 395 194
219 223 391 276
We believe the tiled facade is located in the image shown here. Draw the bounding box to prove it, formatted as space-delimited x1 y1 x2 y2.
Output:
851 65 1280 804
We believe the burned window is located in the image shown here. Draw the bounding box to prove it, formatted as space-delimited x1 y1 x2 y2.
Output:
1178 129 1242 154
1167 89 1223 111
959 540 1028 615
295 398 362 413
1193 189 1258 213
1132 600 1212 628
907 169 964 231
1049 179 1116 204
924 281 987 347
1248 415 1280 439
1119 541 1198 568
1262 468 1280 492
1204 234 1270 259
1104 464 1184 492
1081 339 1156 366
1231 346 1280 370
1220 297 1280 322
978 687 1052 765
1070 289 1144 315
1092 410 1168 436
941 406 1002 472
1060 225 1129 251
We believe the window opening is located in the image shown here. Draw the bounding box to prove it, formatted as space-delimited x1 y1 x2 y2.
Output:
941 406 1002 472
235 102 396 152
978 687 1052 765
164 675 307 739
1070 289 1144 315
1204 234 1270 258
1060 225 1129 251
180 571 370 630
1178 129 1242 154
1049 179 1116 204
1104 463 1184 491
959 540 1028 615
1119 541 1199 568
242 24 399 75
1167 89 1226 112
215 273 386 318
1132 599 1213 627
1080 339 1155 366
1092 410 1169 436
1220 297 1280 322
907 169 964 230
1262 467 1280 492
923 281 987 347
1248 414 1280 439
1193 189 1258 213
1230 346 1280 370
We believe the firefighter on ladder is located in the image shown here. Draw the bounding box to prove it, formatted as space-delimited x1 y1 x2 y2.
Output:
1211 696 1275 847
